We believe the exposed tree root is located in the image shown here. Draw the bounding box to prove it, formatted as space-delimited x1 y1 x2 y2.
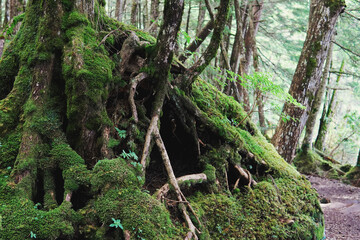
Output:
234 164 257 188
155 173 207 200
128 72 148 123
140 114 159 168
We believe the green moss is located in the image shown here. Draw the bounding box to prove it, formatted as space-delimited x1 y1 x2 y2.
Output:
94 188 180 239
0 131 21 168
293 149 344 180
91 158 140 192
325 0 346 13
189 177 323 240
306 57 317 78
340 164 352 173
192 79 299 178
345 166 360 186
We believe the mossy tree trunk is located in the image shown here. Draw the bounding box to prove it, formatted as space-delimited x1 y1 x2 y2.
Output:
302 37 334 151
271 0 345 162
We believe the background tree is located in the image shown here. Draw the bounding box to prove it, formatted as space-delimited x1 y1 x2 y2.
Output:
271 0 345 162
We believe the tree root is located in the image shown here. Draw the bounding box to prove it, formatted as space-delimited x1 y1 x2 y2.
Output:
155 173 207 200
128 72 148 123
234 164 257 189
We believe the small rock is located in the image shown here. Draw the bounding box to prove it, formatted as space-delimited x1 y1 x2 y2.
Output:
320 197 331 204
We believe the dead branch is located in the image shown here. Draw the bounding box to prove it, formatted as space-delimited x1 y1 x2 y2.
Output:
156 173 207 200
234 164 257 187
128 72 148 123
333 41 360 58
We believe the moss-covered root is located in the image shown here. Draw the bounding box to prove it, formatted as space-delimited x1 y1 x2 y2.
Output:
345 166 360 187
293 149 345 179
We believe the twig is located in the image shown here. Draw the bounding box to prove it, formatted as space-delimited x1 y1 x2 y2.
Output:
333 41 360 58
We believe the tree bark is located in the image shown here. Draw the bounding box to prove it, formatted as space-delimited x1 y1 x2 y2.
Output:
314 59 345 151
302 37 334 151
149 0 160 36
131 0 138 27
271 0 345 162
196 0 206 35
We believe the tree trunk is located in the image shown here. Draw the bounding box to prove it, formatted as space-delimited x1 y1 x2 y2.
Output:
271 0 345 162
149 0 160 36
302 37 334 151
196 0 206 35
314 59 345 151
131 0 138 26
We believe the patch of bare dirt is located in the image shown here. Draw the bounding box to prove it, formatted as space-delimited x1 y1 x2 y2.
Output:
306 175 360 240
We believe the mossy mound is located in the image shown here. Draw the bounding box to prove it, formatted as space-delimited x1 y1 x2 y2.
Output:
345 166 360 187
293 149 347 179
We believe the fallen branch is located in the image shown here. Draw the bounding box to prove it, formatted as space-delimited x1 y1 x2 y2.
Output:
234 164 257 187
155 173 207 200
128 72 148 123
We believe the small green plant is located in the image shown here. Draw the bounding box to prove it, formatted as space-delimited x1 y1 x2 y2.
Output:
115 127 126 139
30 231 36 239
120 150 138 160
109 218 123 229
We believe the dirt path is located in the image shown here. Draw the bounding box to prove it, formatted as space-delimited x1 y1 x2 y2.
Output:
306 175 360 240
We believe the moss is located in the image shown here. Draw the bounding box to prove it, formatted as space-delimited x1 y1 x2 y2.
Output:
94 188 181 239
192 79 299 178
189 177 323 240
339 164 352 173
0 185 81 240
293 149 344 180
345 166 360 186
325 0 346 13
0 131 22 169
91 158 141 192
306 57 317 78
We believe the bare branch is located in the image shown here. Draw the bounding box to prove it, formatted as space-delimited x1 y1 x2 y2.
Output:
333 41 360 58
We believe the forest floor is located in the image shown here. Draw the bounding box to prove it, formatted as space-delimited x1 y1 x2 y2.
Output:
306 175 360 240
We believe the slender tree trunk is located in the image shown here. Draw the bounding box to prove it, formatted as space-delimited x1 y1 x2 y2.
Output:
357 148 360 166
178 0 231 90
143 0 149 29
131 0 138 26
115 0 123 21
149 0 160 36
302 38 334 150
184 1 191 48
0 0 3 28
314 60 345 151
196 1 206 35
3 0 9 28
271 0 345 162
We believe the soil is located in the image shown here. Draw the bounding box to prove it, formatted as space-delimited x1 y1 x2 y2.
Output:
306 175 360 240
